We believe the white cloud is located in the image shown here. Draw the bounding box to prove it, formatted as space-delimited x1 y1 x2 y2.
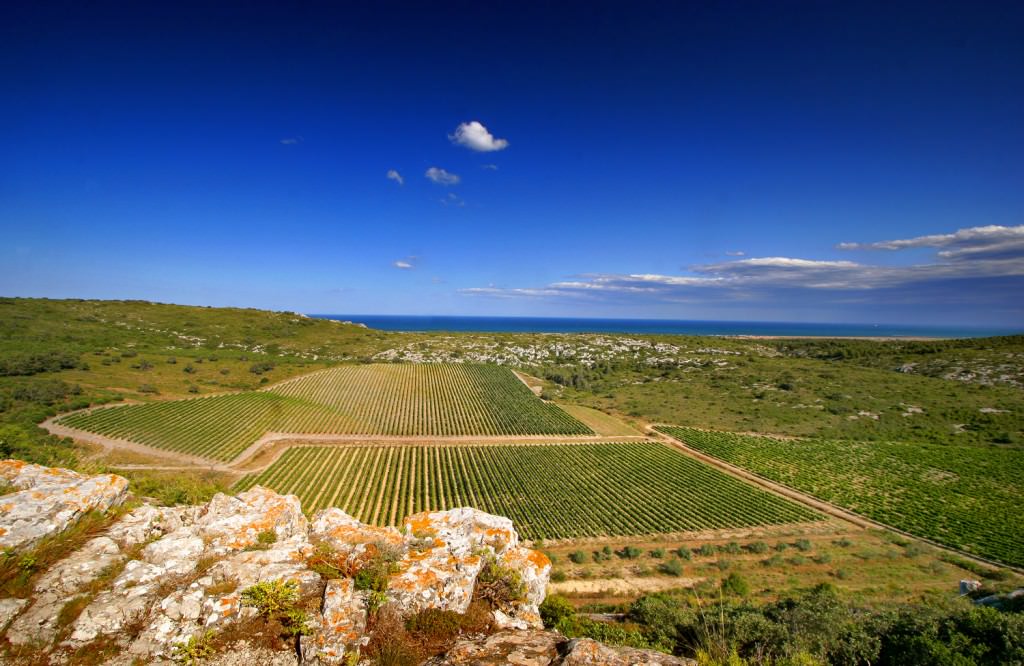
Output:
482 164 499 170
392 256 417 270
838 224 1024 261
449 121 509 152
440 192 466 207
725 250 745 256
425 167 460 185
386 169 404 186
460 224 1024 313
279 136 303 145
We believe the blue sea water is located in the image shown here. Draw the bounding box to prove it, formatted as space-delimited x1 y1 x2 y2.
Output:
309 315 1018 338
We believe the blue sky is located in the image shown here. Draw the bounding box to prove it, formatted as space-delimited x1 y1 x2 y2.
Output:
2 1 1023 326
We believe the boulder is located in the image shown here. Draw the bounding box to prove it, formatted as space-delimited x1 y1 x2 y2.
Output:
559 638 696 665
0 459 128 551
425 630 563 665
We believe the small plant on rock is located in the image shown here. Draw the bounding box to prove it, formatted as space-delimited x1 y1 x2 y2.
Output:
171 630 216 665
475 554 526 612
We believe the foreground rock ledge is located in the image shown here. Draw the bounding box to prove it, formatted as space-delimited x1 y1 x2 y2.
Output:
0 461 689 665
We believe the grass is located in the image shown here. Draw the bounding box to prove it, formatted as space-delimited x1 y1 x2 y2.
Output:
660 426 1024 567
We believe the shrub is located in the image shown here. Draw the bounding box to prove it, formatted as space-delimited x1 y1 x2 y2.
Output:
794 539 813 552
715 559 732 571
250 361 276 375
721 572 749 596
747 541 769 554
540 594 576 628
475 554 526 611
241 579 299 618
722 542 742 555
620 546 643 559
569 550 588 564
658 559 684 577
171 630 216 665
183 365 195 374
240 579 311 639
813 553 832 565
405 608 462 640
697 544 716 557
354 548 400 593
551 570 567 583
675 546 692 560
650 548 665 559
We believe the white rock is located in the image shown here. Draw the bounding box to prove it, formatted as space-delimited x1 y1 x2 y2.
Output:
0 460 128 551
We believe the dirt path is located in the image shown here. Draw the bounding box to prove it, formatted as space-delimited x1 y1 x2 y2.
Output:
43 415 233 472
550 576 703 596
648 425 1023 574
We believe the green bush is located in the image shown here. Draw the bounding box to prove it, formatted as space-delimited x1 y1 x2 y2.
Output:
658 559 684 577
721 572 749 596
569 550 588 564
540 594 576 628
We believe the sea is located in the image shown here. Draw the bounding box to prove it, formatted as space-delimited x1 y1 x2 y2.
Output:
308 315 1018 339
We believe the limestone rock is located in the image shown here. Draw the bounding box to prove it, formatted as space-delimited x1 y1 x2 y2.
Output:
195 486 308 552
559 638 696 665
6 535 121 645
0 598 28 631
300 578 368 664
0 462 568 665
0 459 128 551
426 630 563 665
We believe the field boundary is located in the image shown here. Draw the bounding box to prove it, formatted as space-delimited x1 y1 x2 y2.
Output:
42 406 647 473
651 425 1024 574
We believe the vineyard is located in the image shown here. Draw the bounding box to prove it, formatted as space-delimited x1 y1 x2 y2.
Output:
233 441 822 540
57 364 591 462
658 426 1024 567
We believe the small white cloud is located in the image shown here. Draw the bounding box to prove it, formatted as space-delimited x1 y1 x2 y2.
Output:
449 121 509 152
725 250 746 256
386 169 404 186
280 136 303 145
482 164 499 170
440 192 466 207
425 167 460 185
393 259 414 270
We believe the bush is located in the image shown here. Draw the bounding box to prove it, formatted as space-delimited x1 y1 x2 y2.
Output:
722 542 742 555
697 544 716 557
240 579 311 639
569 550 588 564
795 539 813 552
540 594 576 628
747 541 769 554
721 572 750 596
250 361 276 375
551 570 567 583
675 547 692 560
650 548 665 559
620 546 643 559
475 554 526 611
658 559 684 577
405 608 462 640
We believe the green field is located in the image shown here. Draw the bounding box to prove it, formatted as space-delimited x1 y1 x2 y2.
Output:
57 364 591 462
659 426 1024 567
233 441 822 540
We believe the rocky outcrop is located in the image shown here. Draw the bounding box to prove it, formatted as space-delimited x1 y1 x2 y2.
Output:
0 460 128 551
0 462 686 665
426 632 696 665
0 464 553 664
